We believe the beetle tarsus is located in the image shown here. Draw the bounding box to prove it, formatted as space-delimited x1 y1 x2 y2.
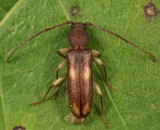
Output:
29 101 43 106
106 80 115 92
100 96 111 128
153 58 157 63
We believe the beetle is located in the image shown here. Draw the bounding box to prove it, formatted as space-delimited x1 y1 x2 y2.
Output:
6 21 156 127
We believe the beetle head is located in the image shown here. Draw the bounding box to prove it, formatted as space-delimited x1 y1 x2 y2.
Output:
68 23 89 49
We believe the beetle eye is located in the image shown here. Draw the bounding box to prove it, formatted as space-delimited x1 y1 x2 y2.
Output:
83 25 87 30
70 24 75 30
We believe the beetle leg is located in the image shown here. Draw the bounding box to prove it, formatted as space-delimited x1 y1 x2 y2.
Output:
29 76 67 106
91 49 101 57
57 48 70 58
93 82 111 128
93 56 115 92
52 59 67 100
53 48 69 98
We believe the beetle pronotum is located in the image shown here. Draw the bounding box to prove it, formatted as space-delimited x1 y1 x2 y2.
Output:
6 21 156 127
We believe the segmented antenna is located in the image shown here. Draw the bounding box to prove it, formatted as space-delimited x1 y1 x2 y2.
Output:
85 22 156 62
6 21 73 62
6 21 156 62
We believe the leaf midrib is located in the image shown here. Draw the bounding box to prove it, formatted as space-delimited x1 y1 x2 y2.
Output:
58 0 127 129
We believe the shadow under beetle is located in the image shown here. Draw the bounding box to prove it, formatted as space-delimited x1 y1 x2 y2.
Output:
6 21 156 127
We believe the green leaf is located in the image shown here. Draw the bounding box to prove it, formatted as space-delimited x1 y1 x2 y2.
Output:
1 0 160 130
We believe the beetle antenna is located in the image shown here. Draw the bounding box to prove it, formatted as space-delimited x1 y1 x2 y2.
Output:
85 22 156 62
6 21 73 62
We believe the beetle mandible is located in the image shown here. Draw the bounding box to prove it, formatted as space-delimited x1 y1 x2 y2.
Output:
6 21 156 127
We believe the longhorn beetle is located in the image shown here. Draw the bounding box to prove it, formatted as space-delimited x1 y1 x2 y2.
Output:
6 21 156 127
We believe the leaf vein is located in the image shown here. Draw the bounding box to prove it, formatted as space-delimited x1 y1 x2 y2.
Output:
94 64 127 129
0 0 25 28
0 83 7 130
58 0 70 20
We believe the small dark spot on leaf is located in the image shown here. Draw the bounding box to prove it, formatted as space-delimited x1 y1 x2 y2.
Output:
13 125 25 130
143 2 159 18
71 6 80 16
152 58 157 63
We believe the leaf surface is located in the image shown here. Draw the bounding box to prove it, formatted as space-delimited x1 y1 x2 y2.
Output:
0 0 160 130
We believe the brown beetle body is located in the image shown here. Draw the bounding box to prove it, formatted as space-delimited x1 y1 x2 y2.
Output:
6 21 156 128
67 49 93 121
